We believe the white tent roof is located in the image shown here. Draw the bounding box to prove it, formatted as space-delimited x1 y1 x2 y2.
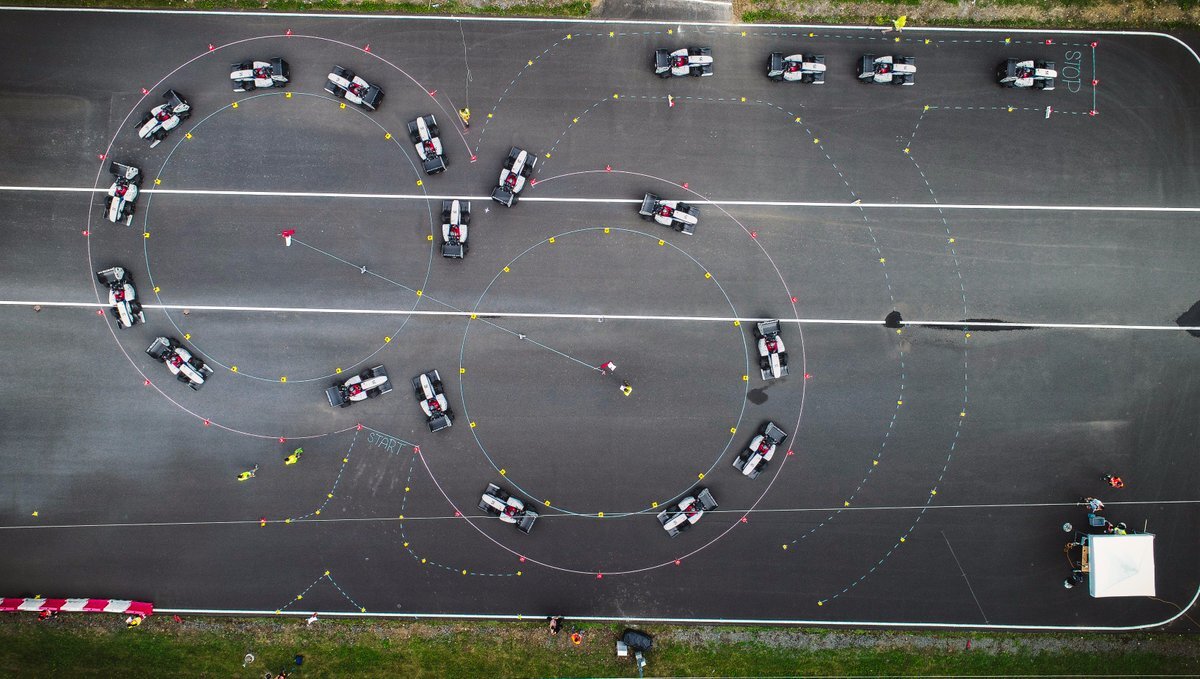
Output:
1088 533 1156 598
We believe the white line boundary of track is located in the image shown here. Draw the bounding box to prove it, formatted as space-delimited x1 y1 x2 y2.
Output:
5 186 1200 213
1 5 1199 75
4 300 1198 331
153 589 1200 631
12 499 1198 630
3 499 1195 530
0 10 1191 631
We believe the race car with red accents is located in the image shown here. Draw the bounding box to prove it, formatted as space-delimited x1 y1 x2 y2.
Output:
407 115 446 175
756 319 789 380
413 369 453 432
858 55 916 85
325 365 393 408
96 266 145 329
230 57 290 92
657 487 718 537
146 336 213 391
733 421 788 479
767 53 826 83
103 162 141 225
996 58 1057 90
441 199 470 259
639 193 699 235
491 146 536 207
136 89 191 148
324 65 384 111
479 483 539 533
654 47 714 77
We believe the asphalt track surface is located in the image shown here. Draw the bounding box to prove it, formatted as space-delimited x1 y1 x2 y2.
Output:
0 9 1198 629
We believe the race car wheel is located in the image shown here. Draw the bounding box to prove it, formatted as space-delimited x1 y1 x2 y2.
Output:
188 357 205 370
176 373 190 383
130 301 142 314
777 351 788 365
432 379 443 391
428 121 439 136
759 357 770 371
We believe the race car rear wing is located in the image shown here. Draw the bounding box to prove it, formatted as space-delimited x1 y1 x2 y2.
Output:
763 422 788 445
427 413 453 433
638 193 658 216
516 511 538 534
441 241 465 259
491 186 515 207
325 386 348 408
756 319 782 338
767 52 785 78
96 266 126 286
695 487 718 511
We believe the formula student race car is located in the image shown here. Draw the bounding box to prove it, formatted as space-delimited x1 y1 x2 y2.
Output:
146 336 213 391
407 115 446 175
136 89 191 148
654 47 714 77
767 53 826 83
755 319 789 380
733 422 789 479
479 483 539 534
491 146 536 207
96 266 145 329
103 162 141 225
230 57 290 92
413 369 453 432
657 487 718 537
324 65 384 111
996 58 1057 90
857 55 916 85
325 365 393 408
440 199 470 259
639 193 699 235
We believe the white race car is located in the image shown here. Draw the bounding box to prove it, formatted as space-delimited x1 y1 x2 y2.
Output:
639 193 699 235
146 336 213 391
325 365 393 408
657 487 718 537
767 53 826 83
997 58 1057 90
413 369 453 432
407 115 446 175
479 483 539 533
324 65 384 111
441 199 470 259
654 47 714 77
755 319 789 380
96 266 145 329
491 146 536 207
136 89 191 148
230 57 290 92
733 422 788 479
103 162 141 226
858 55 916 85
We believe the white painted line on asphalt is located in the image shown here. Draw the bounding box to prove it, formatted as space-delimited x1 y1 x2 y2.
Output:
148 602 1200 632
4 185 1199 213
2 499 1192 530
4 300 1198 331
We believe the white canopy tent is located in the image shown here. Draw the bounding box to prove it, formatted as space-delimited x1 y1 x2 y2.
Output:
1086 533 1156 598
